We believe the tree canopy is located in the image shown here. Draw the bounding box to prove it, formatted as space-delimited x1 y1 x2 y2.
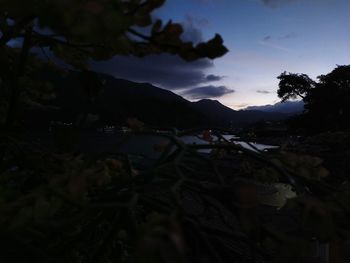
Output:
0 0 228 65
277 72 315 102
277 65 350 132
0 0 228 125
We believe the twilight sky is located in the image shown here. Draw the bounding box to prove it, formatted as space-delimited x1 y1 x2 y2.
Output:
94 0 350 109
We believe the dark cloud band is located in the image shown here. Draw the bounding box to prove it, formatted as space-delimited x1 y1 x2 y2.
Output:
256 89 271 94
261 0 296 7
92 15 223 90
92 54 214 89
206 74 224 81
182 85 235 100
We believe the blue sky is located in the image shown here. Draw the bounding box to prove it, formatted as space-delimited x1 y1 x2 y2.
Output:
92 0 350 109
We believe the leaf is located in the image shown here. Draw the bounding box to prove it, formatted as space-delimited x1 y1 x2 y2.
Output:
300 197 335 241
134 14 152 27
84 1 104 14
259 183 297 208
67 174 88 199
33 196 51 223
273 152 329 180
195 34 228 59
152 19 162 34
234 182 258 207
10 206 33 229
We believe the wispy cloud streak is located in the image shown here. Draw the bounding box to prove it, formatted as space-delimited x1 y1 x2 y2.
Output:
256 89 271 94
258 40 291 52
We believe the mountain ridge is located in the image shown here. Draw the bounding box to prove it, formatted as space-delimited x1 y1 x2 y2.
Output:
27 70 293 128
244 101 304 114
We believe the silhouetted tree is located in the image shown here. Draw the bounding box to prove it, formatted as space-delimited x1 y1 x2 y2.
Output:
306 65 350 131
277 72 315 102
0 0 228 125
277 65 350 132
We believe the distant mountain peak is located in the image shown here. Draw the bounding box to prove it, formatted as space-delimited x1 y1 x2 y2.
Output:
195 99 232 109
197 99 220 103
244 100 304 114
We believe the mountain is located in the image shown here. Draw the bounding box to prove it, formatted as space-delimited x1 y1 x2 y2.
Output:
192 99 238 124
47 71 206 128
244 101 304 114
192 99 288 127
27 70 291 128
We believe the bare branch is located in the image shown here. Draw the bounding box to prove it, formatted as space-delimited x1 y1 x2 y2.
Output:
32 31 107 50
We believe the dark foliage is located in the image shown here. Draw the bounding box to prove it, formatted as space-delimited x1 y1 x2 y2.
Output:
277 65 350 133
0 0 228 126
2 129 350 263
277 72 315 102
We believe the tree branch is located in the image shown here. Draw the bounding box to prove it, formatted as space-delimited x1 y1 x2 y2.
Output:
127 28 186 51
5 27 33 125
295 91 306 100
127 28 152 41
0 16 36 46
32 31 107 49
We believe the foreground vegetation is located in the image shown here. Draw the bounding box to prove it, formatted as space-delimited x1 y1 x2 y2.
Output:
1 0 350 262
1 128 350 263
277 65 350 133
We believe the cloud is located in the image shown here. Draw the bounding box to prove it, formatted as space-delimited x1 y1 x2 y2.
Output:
185 14 209 28
191 0 228 3
262 32 297 42
92 15 222 90
181 15 204 44
258 40 290 52
256 89 272 94
279 32 297 40
206 74 225 81
182 85 235 99
93 55 214 89
261 0 296 8
191 0 217 4
235 103 249 109
259 32 297 51
195 17 210 28
263 35 272 41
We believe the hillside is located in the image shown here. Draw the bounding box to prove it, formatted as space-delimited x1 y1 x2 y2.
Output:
244 101 304 114
192 99 287 127
26 70 291 128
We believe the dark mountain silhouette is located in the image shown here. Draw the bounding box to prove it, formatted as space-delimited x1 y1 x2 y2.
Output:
27 70 290 128
193 99 288 127
244 101 304 114
192 99 237 125
43 71 204 128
